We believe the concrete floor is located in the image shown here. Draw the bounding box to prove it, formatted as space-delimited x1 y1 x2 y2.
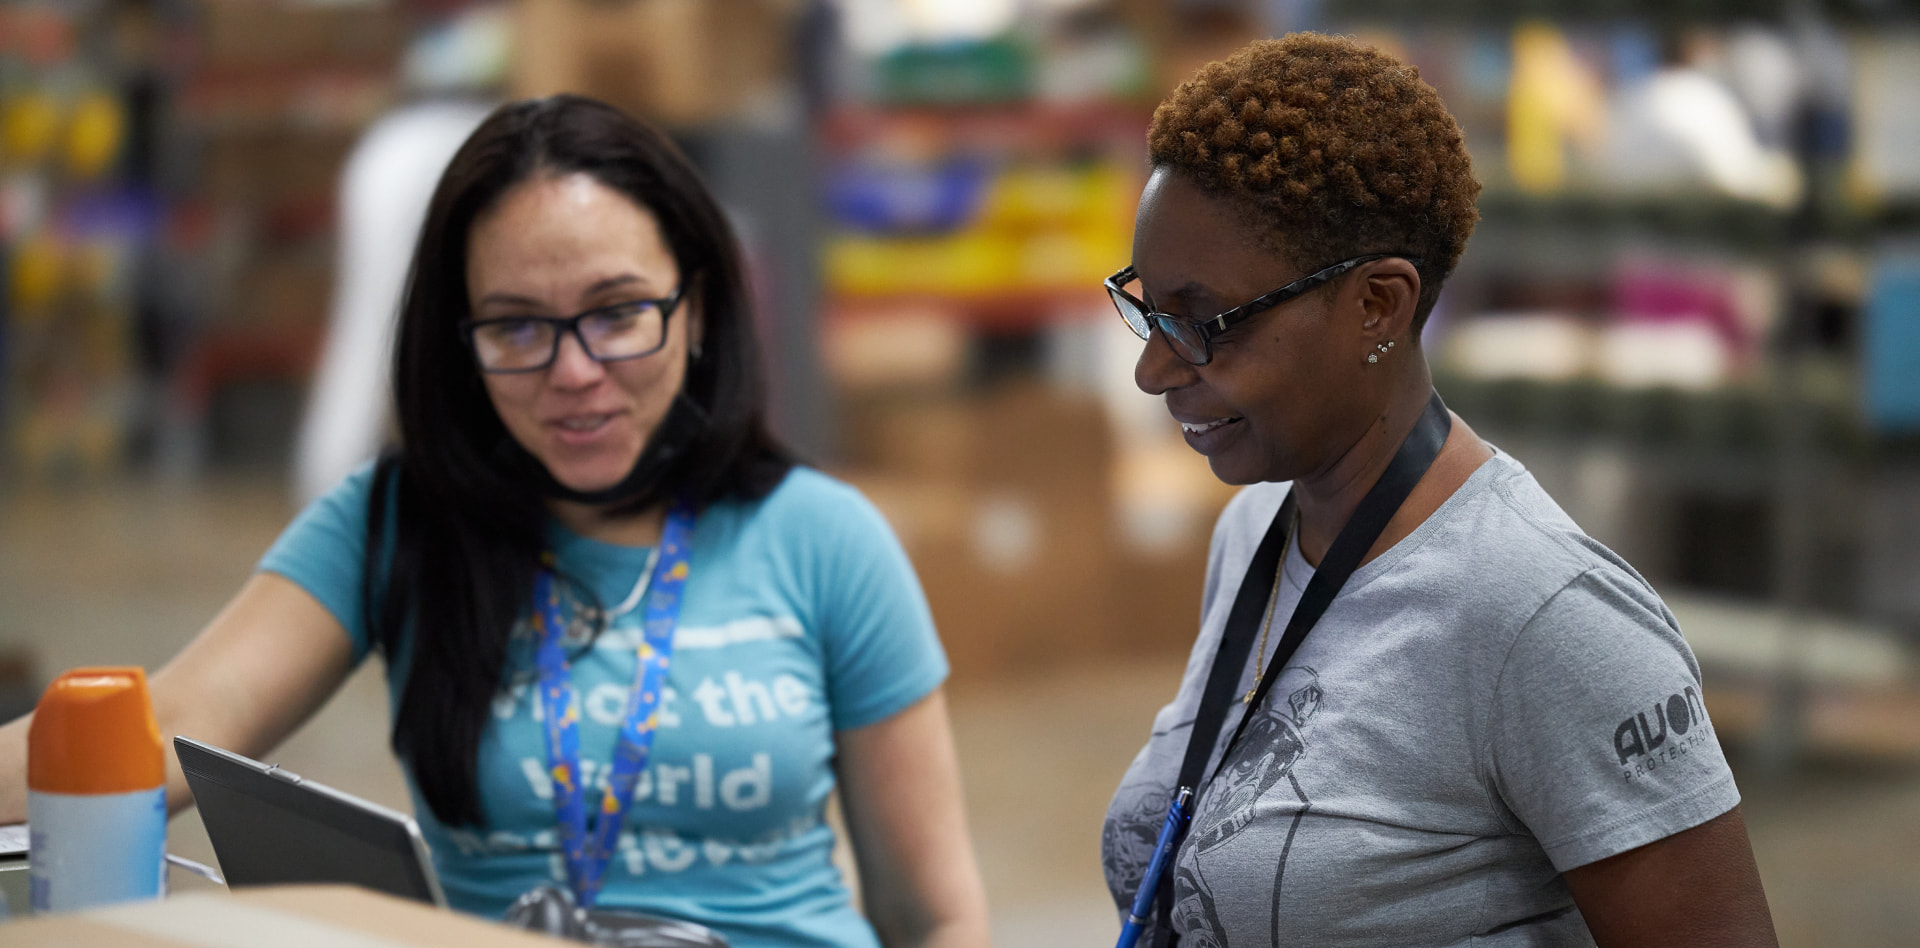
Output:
3 476 1918 945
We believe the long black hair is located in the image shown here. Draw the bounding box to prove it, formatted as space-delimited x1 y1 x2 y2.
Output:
365 95 791 827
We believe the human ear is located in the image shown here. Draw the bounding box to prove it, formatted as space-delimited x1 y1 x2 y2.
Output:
685 286 706 362
1355 258 1422 346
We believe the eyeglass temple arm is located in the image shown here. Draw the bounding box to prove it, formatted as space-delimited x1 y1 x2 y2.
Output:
1207 254 1419 330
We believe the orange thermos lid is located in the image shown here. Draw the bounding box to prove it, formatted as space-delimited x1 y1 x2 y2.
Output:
28 667 165 795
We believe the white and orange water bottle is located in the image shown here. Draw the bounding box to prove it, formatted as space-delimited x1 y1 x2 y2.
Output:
27 666 168 913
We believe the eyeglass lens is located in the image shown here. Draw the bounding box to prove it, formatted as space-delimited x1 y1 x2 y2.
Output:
1157 319 1207 364
471 303 667 371
1108 285 1151 339
1108 276 1209 364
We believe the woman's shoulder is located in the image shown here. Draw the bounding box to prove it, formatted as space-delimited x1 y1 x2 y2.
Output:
712 465 894 544
748 465 872 515
324 458 379 496
294 459 386 530
1417 451 1670 620
1474 452 1645 576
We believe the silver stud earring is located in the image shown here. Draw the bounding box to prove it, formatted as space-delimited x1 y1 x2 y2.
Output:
1368 340 1393 364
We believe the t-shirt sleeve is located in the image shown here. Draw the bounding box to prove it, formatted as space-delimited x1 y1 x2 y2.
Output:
256 463 379 665
1487 568 1741 871
806 478 949 732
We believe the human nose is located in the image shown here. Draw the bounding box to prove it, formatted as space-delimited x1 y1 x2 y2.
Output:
1134 325 1196 396
546 325 607 387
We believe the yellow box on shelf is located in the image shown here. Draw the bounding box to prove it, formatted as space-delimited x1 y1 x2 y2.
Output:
827 218 1126 298
976 161 1137 231
825 231 1020 298
1015 224 1130 291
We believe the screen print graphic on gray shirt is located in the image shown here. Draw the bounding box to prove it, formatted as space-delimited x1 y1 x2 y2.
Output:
1102 452 1740 947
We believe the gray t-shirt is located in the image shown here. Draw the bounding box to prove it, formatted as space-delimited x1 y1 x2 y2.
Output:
1102 452 1739 947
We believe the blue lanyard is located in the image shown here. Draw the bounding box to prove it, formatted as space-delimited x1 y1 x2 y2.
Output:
534 499 696 908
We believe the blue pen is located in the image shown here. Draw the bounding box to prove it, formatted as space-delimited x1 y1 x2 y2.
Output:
1116 786 1194 948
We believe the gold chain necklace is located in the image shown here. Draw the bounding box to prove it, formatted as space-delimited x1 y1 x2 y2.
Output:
1244 510 1301 704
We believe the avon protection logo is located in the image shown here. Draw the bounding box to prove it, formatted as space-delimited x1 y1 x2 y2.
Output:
1613 686 1711 782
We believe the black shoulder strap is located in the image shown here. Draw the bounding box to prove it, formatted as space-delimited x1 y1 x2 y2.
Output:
1150 391 1451 945
1168 495 1295 815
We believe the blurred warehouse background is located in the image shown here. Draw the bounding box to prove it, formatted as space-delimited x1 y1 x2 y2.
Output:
3 0 1920 943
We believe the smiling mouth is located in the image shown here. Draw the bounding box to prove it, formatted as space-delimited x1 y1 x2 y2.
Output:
554 414 613 432
1181 417 1242 435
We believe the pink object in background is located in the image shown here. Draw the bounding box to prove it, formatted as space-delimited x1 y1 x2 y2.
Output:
1612 256 1749 349
1599 254 1781 390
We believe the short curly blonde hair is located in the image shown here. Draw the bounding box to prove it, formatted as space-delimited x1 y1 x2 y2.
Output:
1149 33 1480 325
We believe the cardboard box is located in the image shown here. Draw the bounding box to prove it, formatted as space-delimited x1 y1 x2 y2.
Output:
0 885 561 946
839 380 1226 679
225 251 333 333
909 495 1115 680
840 395 975 482
512 0 796 127
199 0 405 68
839 381 1131 678
201 130 356 206
842 381 1114 494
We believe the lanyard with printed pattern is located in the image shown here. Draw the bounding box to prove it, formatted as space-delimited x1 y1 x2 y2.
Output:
535 498 696 908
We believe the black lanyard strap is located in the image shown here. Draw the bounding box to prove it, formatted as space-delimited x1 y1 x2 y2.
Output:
1152 390 1452 942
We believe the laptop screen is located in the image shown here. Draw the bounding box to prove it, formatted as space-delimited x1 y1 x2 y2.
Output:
174 737 443 906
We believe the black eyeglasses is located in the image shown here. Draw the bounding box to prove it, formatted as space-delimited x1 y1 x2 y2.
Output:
1105 254 1416 366
461 284 687 374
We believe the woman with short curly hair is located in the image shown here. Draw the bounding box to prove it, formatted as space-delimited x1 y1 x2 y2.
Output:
1102 35 1775 947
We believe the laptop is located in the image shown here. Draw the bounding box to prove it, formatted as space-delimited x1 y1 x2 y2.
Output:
174 736 446 906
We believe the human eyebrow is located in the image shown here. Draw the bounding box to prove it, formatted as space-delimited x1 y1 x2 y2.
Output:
1157 281 1228 318
472 291 547 311
584 274 647 296
582 274 682 307
472 274 671 312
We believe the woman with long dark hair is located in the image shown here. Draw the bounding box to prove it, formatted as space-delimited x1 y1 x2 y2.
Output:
0 95 989 948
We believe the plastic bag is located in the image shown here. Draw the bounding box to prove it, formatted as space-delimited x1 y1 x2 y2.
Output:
501 884 731 947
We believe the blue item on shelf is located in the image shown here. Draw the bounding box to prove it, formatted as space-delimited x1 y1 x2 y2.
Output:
61 187 163 243
1864 250 1920 433
825 159 989 235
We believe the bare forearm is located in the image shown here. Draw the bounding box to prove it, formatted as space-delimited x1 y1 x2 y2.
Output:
841 691 992 948
0 714 30 823
1 680 226 819
881 917 992 948
0 576 357 821
866 886 993 948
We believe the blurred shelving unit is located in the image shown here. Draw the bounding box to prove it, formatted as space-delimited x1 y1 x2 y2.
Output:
815 98 1163 675
0 0 411 482
800 2 1920 698
817 101 1144 331
801 9 1265 677
162 0 406 473
1297 1 1920 764
0 2 176 484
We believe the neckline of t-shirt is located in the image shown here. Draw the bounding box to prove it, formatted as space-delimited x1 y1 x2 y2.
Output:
1280 523 1312 592
1306 448 1520 597
547 520 656 560
544 521 659 607
537 526 655 620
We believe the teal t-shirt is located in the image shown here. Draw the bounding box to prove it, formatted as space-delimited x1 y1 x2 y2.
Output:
258 465 948 948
